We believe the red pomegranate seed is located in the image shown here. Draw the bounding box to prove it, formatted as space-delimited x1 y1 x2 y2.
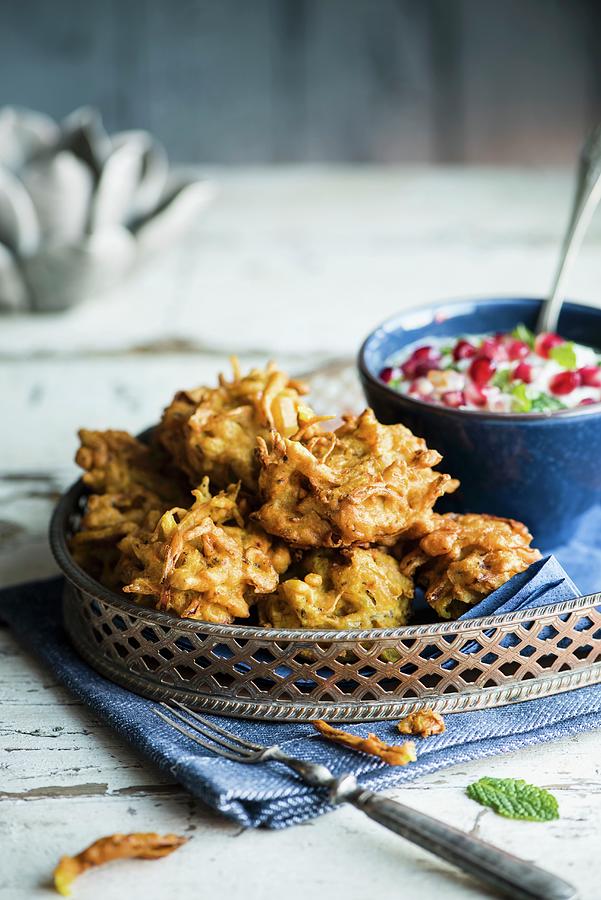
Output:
379 366 394 383
578 365 601 388
465 382 487 407
453 339 477 361
550 370 582 395
412 345 437 361
480 338 509 362
535 332 564 358
401 346 441 378
507 339 530 361
442 390 466 408
513 361 533 383
469 356 496 386
579 398 597 406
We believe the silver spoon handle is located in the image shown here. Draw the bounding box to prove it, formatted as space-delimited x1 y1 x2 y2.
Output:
350 787 578 900
537 125 601 335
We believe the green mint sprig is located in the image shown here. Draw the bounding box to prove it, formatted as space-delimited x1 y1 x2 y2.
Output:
492 368 512 391
549 342 577 370
466 777 559 822
511 323 535 349
530 393 566 412
511 383 532 412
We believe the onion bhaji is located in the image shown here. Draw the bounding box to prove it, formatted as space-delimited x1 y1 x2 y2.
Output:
156 358 310 494
119 479 291 623
398 513 541 619
53 833 186 896
258 547 413 630
68 360 543 631
69 429 188 587
255 408 458 548
313 720 417 766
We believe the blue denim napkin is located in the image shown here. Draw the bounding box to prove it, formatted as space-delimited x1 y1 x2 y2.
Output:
1 541 600 829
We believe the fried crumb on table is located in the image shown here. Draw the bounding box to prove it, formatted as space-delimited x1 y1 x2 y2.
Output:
397 708 446 737
313 720 416 766
53 832 187 896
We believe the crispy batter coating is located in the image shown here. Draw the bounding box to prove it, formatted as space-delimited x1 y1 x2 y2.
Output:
255 408 458 548
53 833 187 896
397 708 445 737
398 513 541 619
156 358 310 493
258 547 413 630
69 430 188 587
313 720 416 766
119 479 290 622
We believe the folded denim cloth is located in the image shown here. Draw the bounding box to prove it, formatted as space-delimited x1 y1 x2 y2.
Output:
1 549 600 829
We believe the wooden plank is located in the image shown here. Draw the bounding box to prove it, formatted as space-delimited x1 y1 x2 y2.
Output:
0 168 599 360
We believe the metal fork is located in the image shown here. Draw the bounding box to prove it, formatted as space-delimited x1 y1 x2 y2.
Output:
154 702 577 900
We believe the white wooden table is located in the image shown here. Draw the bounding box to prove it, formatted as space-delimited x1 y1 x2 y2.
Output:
1 167 600 899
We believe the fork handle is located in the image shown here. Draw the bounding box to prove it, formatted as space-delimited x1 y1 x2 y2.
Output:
346 787 577 900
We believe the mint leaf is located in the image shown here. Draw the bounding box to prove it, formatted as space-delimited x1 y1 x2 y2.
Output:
466 777 559 822
511 323 535 349
511 383 532 412
530 393 566 412
492 368 512 391
549 342 577 369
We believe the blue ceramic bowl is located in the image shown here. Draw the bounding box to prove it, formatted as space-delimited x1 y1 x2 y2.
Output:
358 297 601 548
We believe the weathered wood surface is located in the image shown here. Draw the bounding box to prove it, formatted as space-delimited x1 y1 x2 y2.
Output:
1 168 600 899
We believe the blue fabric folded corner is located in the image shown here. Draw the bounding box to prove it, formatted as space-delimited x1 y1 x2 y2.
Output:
1 550 600 830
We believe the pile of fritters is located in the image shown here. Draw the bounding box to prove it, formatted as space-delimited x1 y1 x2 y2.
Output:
70 361 540 626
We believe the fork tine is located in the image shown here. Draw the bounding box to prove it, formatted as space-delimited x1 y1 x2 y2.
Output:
170 700 265 751
158 703 257 757
153 709 250 762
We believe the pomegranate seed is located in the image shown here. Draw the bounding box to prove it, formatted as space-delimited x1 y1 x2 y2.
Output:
550 370 582 395
453 339 477 361
401 346 441 378
469 356 496 386
579 398 597 406
513 361 533 383
401 359 416 378
507 339 530 361
412 345 438 361
465 382 487 407
535 332 564 358
480 338 509 362
442 390 466 408
379 366 394 383
578 365 601 388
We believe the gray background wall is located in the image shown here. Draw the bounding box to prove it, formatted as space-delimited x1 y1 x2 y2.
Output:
1 0 600 164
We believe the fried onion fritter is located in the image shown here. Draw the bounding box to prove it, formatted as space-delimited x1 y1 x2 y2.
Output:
119 479 290 623
258 547 413 630
397 708 445 737
313 720 417 766
156 358 310 494
53 833 187 896
398 513 541 619
255 408 458 548
69 429 188 587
